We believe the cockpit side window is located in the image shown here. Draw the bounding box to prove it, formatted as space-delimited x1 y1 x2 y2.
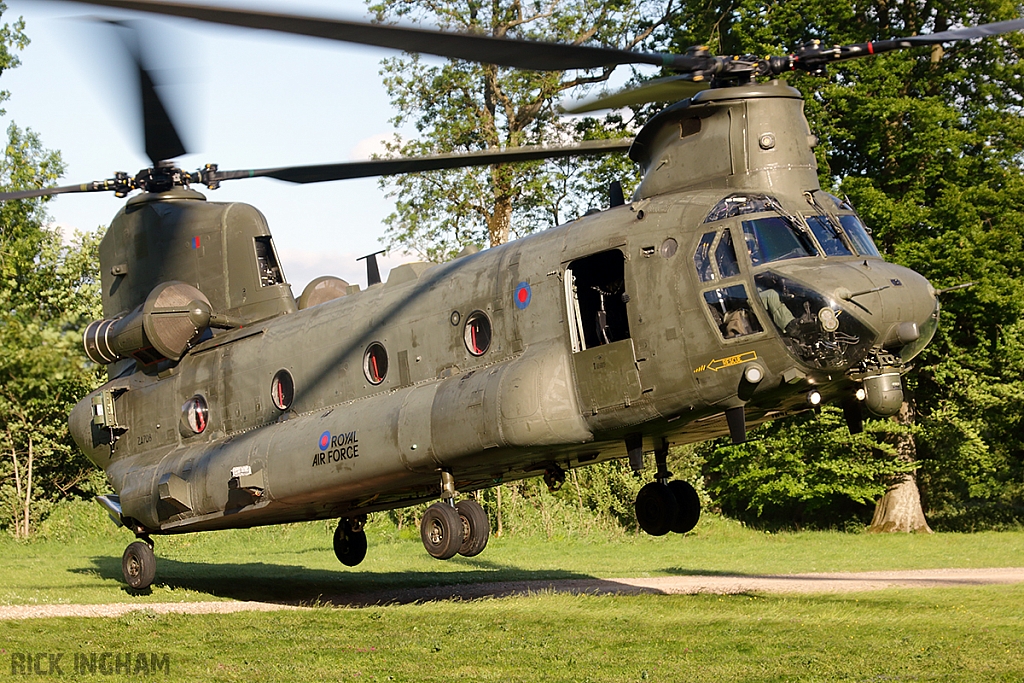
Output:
742 217 817 266
703 285 763 339
694 231 716 282
716 229 741 278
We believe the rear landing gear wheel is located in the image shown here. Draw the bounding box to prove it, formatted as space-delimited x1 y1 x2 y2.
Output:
421 502 462 560
635 482 679 537
122 540 156 590
333 519 368 567
455 499 489 557
668 480 701 534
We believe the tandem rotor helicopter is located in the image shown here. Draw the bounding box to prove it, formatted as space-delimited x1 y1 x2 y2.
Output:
5 0 1022 590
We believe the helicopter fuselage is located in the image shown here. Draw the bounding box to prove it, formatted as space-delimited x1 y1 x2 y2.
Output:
69 82 938 537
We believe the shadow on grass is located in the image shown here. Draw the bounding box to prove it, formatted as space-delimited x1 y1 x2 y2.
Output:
75 554 621 606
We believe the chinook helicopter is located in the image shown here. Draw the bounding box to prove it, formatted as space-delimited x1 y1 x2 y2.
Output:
6 0 1021 590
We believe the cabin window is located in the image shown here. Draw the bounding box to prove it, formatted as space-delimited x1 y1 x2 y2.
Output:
464 311 492 356
271 369 294 410
254 236 285 287
565 250 630 353
363 343 389 385
183 395 209 434
694 232 716 282
704 193 783 224
703 285 763 339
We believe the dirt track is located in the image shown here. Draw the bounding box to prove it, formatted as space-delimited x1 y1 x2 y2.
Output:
2 567 1022 620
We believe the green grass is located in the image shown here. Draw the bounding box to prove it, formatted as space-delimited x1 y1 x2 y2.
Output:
1 587 1022 681
0 500 1021 606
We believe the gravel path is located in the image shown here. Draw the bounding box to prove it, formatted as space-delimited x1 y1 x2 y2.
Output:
2 567 1022 620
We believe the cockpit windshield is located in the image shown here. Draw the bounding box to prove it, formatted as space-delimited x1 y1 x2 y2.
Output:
742 217 817 266
805 216 854 257
839 215 881 257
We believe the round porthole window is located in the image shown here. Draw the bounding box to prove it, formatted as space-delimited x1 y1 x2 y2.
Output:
183 395 209 434
364 342 389 385
464 311 492 356
271 369 294 410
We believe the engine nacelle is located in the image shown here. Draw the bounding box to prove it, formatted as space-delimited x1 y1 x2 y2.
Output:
83 281 212 365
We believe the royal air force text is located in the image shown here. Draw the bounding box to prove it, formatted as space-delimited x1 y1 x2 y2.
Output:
313 431 359 467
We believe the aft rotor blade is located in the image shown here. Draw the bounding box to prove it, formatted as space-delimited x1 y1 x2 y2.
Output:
562 75 709 113
208 138 634 185
63 0 687 72
102 19 187 163
0 179 124 201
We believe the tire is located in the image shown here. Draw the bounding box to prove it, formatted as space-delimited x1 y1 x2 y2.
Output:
122 540 156 590
668 480 701 534
333 520 368 567
634 482 679 537
420 502 462 560
455 499 490 558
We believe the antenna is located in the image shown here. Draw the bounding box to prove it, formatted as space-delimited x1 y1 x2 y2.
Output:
357 250 387 286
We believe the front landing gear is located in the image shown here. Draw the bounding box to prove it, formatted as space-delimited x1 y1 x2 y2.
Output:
122 539 156 590
334 516 368 567
634 440 702 536
421 470 490 560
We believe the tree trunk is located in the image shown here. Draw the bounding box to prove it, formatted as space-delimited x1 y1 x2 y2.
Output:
495 485 503 537
24 437 33 539
869 400 932 533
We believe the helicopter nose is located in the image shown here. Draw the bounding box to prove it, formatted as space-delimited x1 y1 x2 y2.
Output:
832 261 938 359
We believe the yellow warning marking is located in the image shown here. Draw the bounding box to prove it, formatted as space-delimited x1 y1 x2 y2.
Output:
693 350 758 373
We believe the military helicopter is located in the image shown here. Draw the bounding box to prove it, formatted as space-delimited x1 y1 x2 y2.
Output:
5 0 1021 590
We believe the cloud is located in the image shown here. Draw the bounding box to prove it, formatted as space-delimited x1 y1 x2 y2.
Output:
349 133 393 160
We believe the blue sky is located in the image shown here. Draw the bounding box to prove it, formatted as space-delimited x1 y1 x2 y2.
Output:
4 0 418 291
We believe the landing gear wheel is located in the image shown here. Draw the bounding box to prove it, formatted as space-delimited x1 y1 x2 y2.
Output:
421 502 462 560
333 519 368 567
122 540 156 590
455 499 489 557
668 480 701 534
635 482 679 537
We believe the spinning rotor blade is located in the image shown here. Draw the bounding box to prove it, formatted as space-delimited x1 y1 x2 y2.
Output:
103 19 187 164
0 139 632 201
563 75 709 113
63 0 686 72
209 138 634 185
0 180 121 201
769 17 1024 75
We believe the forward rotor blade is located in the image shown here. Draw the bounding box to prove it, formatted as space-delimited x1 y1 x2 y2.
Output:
777 17 1024 74
208 139 634 185
562 75 709 113
64 0 684 72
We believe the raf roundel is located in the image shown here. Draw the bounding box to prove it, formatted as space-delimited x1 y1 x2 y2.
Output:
514 282 532 310
319 431 331 451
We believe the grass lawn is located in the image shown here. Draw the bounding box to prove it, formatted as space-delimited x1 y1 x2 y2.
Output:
1 587 1022 681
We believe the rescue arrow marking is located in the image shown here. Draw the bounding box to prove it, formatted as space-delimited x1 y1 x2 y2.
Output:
694 350 758 373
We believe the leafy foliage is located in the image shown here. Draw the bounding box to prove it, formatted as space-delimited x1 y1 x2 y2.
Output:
0 8 105 536
698 407 915 529
370 0 656 260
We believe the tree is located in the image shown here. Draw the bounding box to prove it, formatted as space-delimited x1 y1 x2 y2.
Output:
0 6 105 536
667 0 1024 529
370 0 667 261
